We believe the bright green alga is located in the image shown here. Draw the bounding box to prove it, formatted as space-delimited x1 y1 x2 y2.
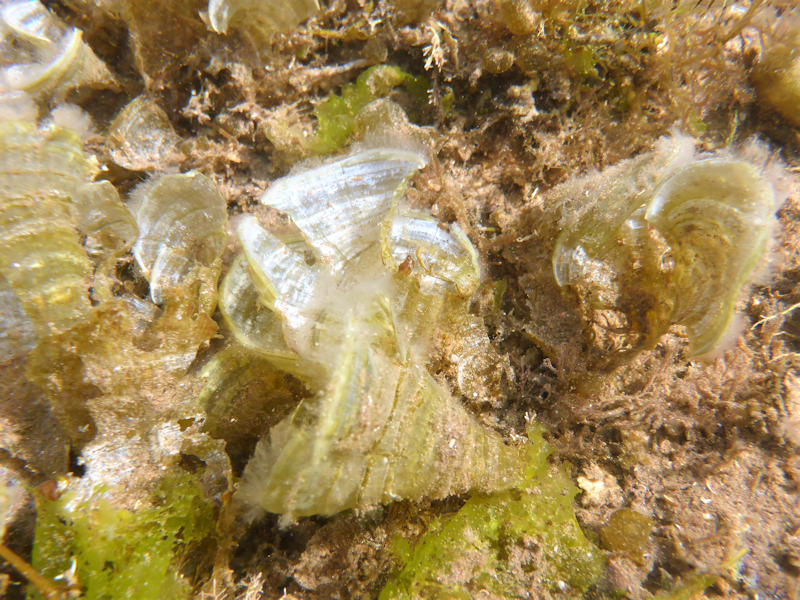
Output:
380 427 605 599
306 65 428 154
29 473 216 600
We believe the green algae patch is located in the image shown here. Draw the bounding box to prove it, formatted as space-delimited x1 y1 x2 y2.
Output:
29 474 216 600
651 573 719 600
379 427 605 599
305 65 428 154
651 549 747 600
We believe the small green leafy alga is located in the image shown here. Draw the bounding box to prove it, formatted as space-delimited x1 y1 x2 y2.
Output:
30 473 215 600
306 65 428 154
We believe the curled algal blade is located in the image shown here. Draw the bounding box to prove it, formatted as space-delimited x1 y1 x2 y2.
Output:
260 148 427 270
207 0 320 36
130 172 227 307
552 136 776 359
238 317 527 520
0 0 114 100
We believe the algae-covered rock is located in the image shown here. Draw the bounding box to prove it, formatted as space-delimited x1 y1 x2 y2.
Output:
103 0 209 86
30 473 216 600
0 1 795 599
380 427 605 599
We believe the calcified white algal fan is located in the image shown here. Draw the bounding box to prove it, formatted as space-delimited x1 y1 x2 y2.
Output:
552 134 779 359
0 107 101 338
207 0 320 37
0 0 114 100
107 95 182 171
130 171 227 309
220 142 530 521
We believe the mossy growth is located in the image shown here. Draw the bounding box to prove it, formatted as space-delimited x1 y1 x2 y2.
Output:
29 473 216 600
379 426 605 599
305 65 428 154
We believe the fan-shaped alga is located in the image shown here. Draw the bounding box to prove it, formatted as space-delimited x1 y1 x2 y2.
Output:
517 133 785 372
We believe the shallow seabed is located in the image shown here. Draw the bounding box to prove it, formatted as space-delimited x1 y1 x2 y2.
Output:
1 1 799 599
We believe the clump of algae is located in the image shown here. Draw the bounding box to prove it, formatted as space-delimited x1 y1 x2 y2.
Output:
2 1 792 598
263 64 429 158
379 426 605 599
650 550 747 600
228 121 533 520
306 65 428 154
29 473 216 600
